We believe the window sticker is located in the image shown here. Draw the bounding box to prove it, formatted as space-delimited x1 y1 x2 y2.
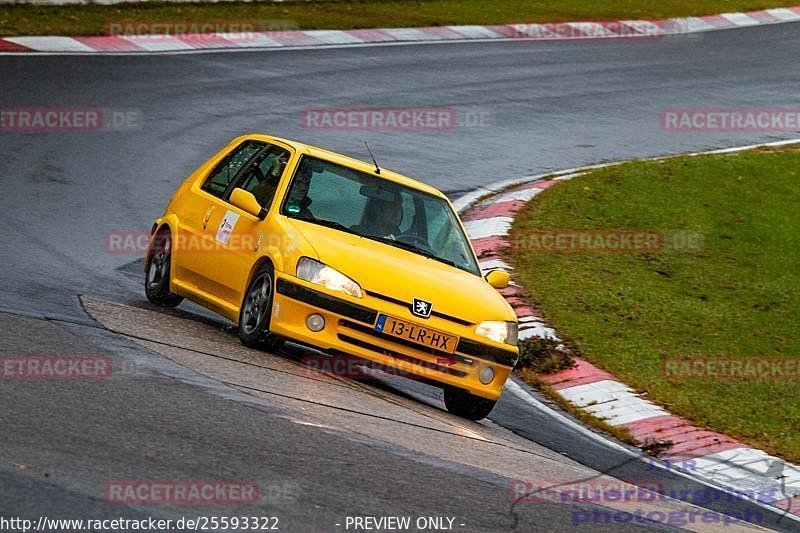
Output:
216 210 240 244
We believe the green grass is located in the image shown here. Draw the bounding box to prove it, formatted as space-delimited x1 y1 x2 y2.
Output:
510 147 800 462
2 0 798 37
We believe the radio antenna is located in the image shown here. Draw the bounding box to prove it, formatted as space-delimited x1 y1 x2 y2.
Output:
364 141 381 175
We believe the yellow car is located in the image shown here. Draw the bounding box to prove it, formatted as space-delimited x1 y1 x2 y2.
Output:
145 134 518 419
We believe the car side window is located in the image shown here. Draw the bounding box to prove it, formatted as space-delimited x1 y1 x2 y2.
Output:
201 140 264 198
236 145 291 208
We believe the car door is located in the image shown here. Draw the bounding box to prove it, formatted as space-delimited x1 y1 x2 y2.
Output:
198 142 293 308
175 140 265 296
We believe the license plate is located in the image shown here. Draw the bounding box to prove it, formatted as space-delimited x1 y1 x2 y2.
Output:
375 314 458 354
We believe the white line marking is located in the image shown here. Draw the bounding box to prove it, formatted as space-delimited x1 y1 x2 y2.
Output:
122 36 194 52
507 23 554 39
302 30 364 45
490 187 544 203
380 28 440 41
766 8 800 21
478 258 512 272
5 36 96 52
721 12 762 26
558 380 669 426
669 17 717 32
583 402 670 426
567 22 617 38
619 20 662 35
446 25 506 39
214 34 283 48
518 323 559 341
463 216 514 239
692 448 800 496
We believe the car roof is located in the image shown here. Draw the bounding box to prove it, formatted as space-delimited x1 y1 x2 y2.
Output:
246 134 446 199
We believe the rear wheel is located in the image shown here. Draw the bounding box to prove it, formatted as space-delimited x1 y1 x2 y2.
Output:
144 230 183 308
238 264 285 351
443 387 496 420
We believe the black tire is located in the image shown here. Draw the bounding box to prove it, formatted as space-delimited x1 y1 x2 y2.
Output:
238 263 285 351
144 229 183 308
443 387 497 420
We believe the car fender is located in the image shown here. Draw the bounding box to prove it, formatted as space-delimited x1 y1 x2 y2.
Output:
258 247 283 277
241 249 282 302
148 214 180 261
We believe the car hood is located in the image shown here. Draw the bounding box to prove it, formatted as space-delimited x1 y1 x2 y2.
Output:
288 218 516 324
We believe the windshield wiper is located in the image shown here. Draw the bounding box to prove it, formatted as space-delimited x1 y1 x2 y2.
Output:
294 216 357 236
366 235 460 269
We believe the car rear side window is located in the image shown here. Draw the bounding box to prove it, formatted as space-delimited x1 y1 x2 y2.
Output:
235 145 292 208
201 140 264 198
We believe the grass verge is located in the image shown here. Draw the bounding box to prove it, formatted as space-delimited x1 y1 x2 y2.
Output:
2 0 798 37
510 147 800 462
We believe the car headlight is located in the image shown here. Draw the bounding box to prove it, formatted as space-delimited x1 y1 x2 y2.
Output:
296 257 363 298
475 321 518 346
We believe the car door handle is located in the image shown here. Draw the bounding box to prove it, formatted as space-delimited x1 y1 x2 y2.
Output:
203 205 216 230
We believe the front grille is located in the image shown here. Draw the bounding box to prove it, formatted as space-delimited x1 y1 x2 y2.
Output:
364 290 474 326
336 332 468 377
339 319 475 366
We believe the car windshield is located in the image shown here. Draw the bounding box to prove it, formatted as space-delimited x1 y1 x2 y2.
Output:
281 156 481 276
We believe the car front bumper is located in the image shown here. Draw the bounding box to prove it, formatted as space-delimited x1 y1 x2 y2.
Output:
269 275 517 401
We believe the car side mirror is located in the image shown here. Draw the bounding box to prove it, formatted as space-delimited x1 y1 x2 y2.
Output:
230 188 266 220
485 269 510 289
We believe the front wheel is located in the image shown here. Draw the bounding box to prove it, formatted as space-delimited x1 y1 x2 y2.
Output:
238 264 285 351
144 230 183 308
443 387 497 420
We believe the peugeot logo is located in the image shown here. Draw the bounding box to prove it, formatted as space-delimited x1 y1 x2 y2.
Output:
411 298 433 319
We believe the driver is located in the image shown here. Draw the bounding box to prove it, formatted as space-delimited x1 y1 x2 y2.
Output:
353 191 403 239
285 164 314 219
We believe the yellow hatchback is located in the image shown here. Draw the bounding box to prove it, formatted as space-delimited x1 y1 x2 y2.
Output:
145 134 518 419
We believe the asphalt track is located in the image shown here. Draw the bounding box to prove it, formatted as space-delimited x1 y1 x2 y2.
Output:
1 21 799 531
